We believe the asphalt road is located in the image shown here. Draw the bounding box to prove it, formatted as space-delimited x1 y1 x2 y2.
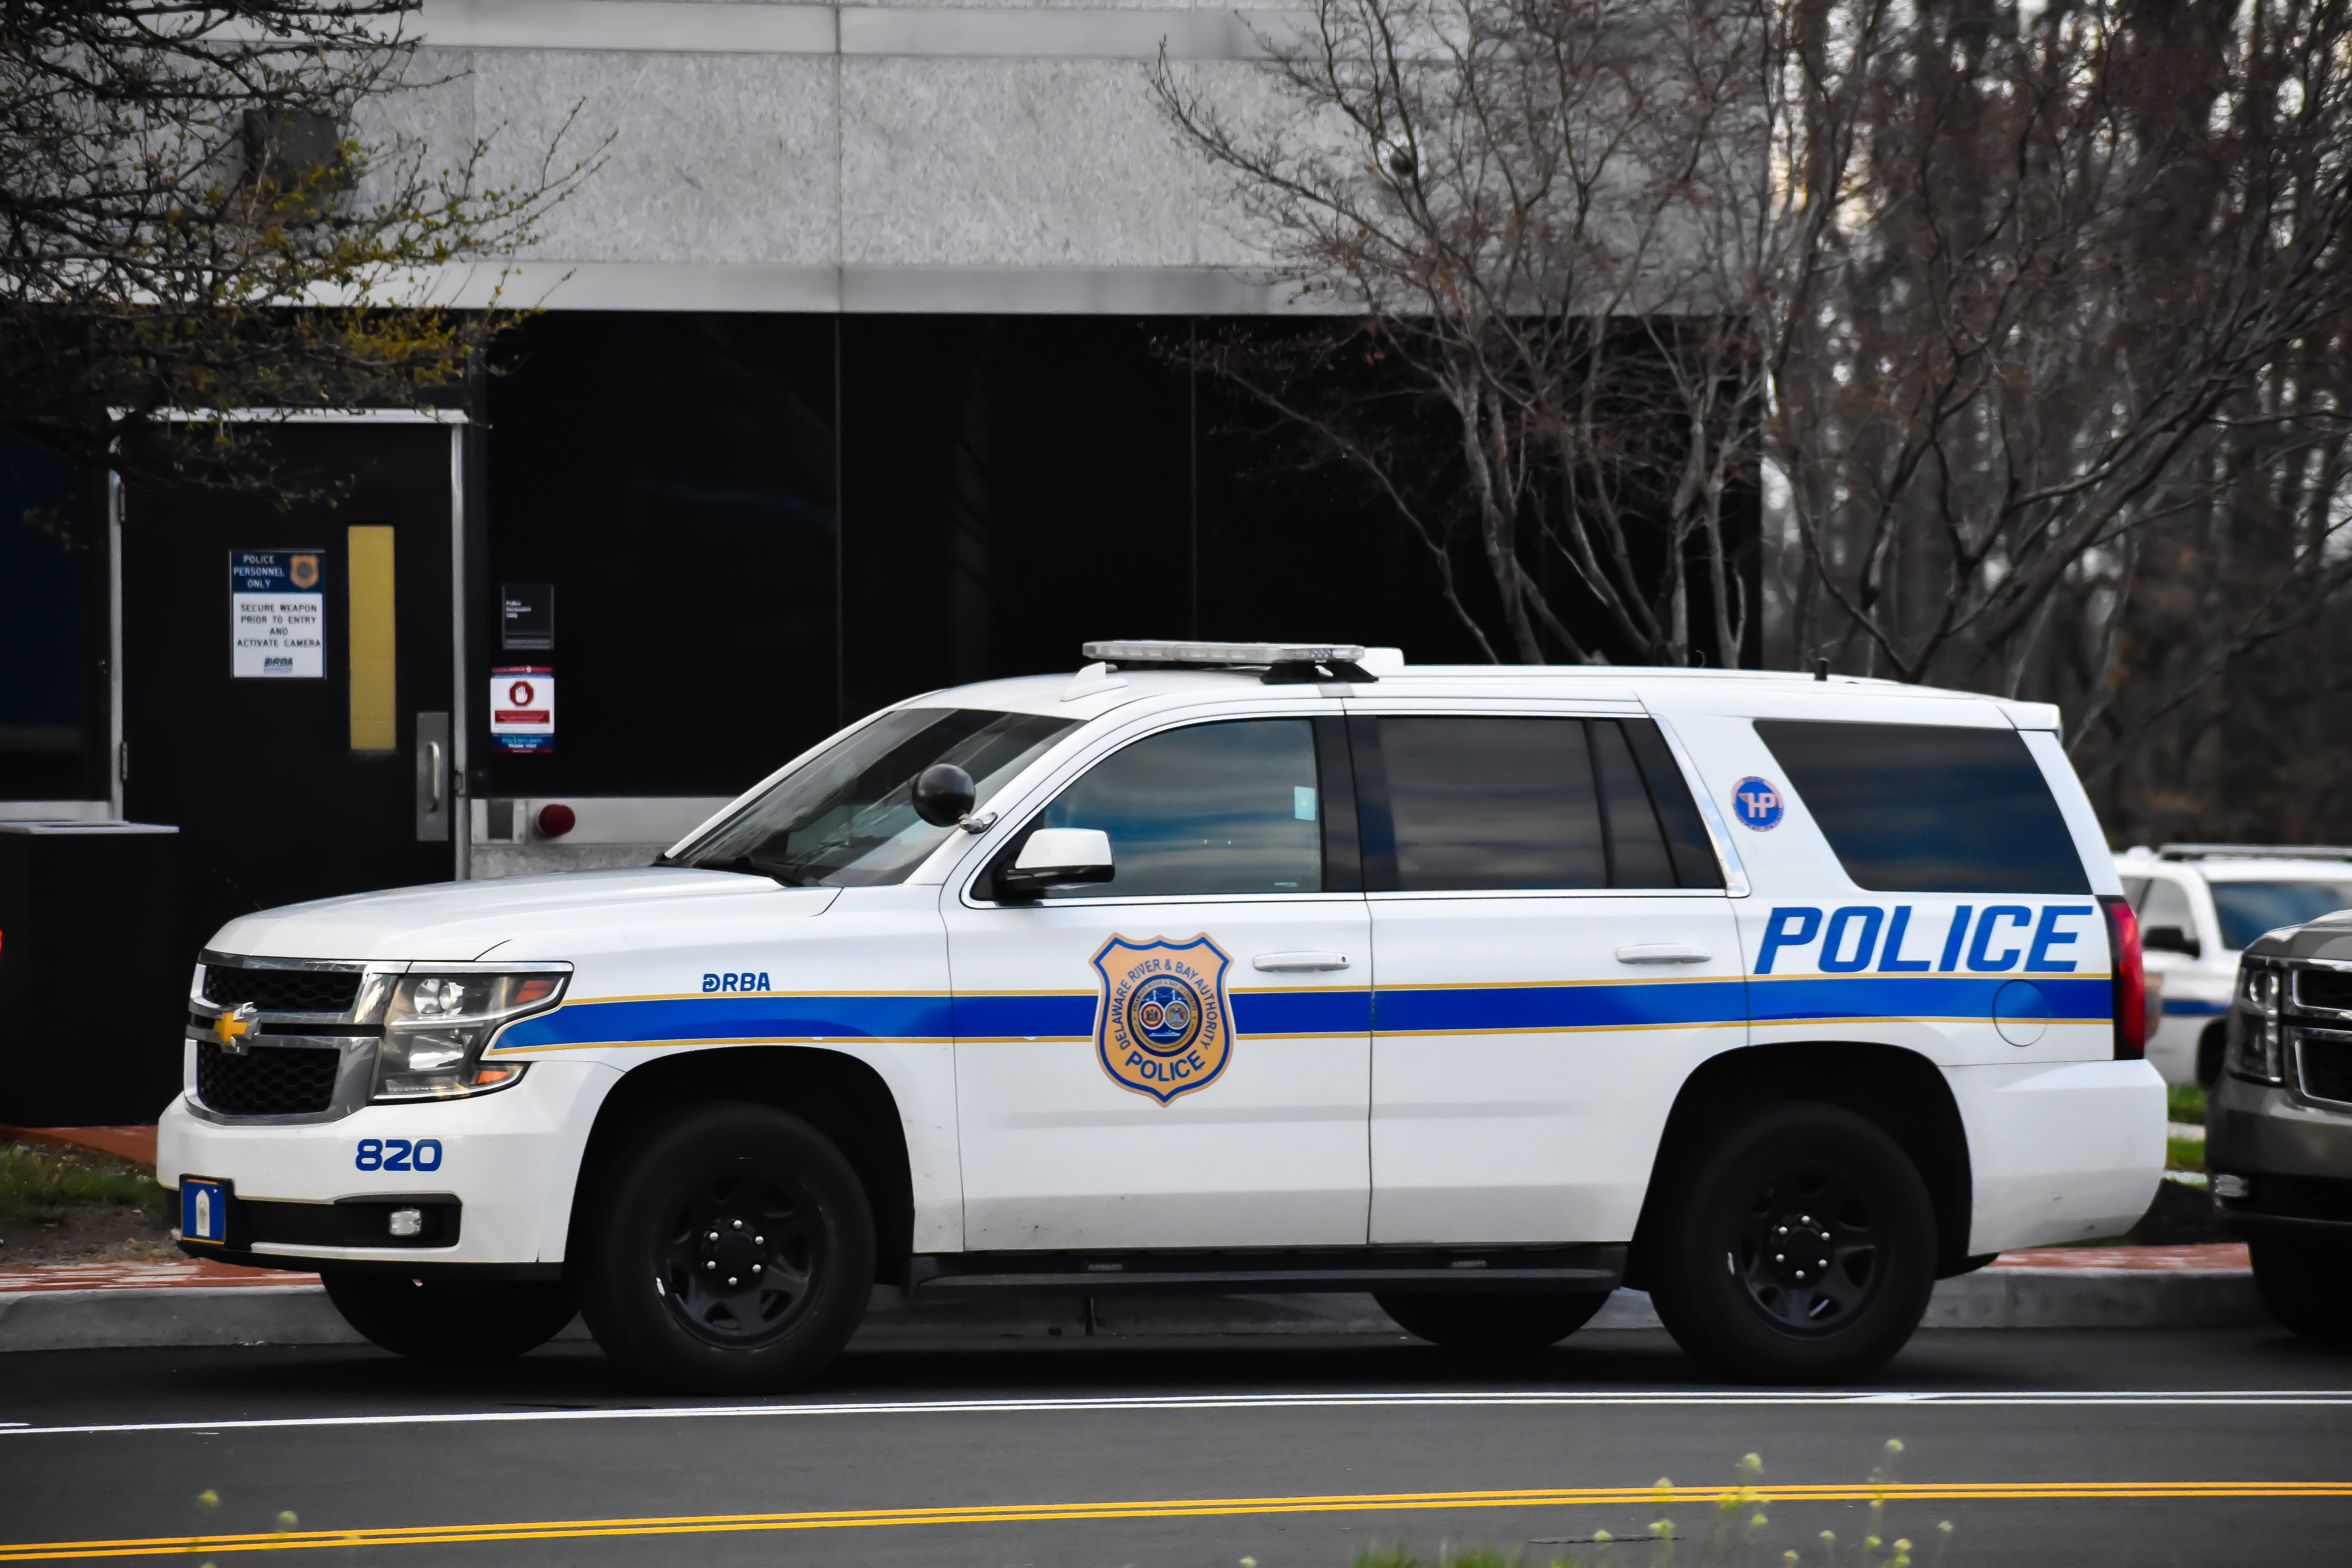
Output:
3 1326 2349 1566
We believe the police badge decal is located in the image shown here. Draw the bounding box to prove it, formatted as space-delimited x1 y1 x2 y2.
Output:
1091 934 1234 1104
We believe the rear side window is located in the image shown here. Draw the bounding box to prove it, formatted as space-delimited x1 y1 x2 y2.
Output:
1753 719 2089 894
1357 716 1723 893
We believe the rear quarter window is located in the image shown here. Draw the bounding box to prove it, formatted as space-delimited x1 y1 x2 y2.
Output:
1753 719 2090 895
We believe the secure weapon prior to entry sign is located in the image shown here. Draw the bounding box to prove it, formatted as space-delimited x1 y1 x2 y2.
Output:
490 666 555 753
228 550 325 678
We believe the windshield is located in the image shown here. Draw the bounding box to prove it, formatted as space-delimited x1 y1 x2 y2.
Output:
671 708 1075 887
2210 880 2352 951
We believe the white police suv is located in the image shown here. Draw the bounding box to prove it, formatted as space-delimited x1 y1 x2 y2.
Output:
162 642 2163 1387
2112 845 2352 1088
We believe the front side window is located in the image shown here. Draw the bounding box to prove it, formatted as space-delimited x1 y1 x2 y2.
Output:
2137 877 2198 946
1027 719 1324 900
1753 719 2090 895
673 708 1073 886
2209 881 2352 952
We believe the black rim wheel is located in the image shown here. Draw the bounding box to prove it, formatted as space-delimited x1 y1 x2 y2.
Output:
1730 1161 1883 1335
653 1165 826 1348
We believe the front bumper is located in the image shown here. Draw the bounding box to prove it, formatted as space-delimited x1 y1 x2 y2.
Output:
2208 1071 2352 1238
156 1058 618 1269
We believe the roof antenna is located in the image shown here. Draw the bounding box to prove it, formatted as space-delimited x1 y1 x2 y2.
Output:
1813 657 1829 682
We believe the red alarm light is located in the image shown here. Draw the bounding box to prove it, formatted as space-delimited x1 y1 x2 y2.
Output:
537 803 577 838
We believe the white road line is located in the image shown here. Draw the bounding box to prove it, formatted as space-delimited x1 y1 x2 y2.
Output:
4 1389 2350 1439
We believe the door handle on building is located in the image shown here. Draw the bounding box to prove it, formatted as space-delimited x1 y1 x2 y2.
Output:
1253 951 1352 972
426 740 445 811
1615 943 1713 964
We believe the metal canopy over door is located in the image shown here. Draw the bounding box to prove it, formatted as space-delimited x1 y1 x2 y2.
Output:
118 417 463 969
1350 701 1746 1246
945 713 1373 1250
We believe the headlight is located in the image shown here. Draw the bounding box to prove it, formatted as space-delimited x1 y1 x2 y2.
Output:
2230 964 2283 1084
372 969 567 1101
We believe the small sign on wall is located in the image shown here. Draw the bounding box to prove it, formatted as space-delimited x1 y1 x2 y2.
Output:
229 550 325 678
501 582 555 650
490 666 555 753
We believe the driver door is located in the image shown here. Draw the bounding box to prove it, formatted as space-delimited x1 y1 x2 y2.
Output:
944 714 1373 1250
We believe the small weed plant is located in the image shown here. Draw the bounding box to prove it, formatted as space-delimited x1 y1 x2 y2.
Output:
1348 1442 1949 1568
2166 1084 2207 1125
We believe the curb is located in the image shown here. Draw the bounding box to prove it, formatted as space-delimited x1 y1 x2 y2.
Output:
0 1269 2269 1354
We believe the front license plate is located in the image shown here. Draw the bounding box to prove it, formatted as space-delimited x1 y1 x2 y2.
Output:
180 1178 229 1244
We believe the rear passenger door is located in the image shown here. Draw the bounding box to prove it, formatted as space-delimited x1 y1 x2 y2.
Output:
1355 709 1743 1246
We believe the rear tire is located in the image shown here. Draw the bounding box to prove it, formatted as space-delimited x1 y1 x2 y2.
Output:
1375 1290 1609 1352
2249 1236 2352 1345
576 1102 875 1393
321 1272 578 1361
1644 1101 1937 1383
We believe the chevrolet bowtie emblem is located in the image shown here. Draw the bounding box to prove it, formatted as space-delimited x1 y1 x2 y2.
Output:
211 1003 258 1055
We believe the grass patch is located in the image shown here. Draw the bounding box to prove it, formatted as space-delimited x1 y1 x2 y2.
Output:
0 1140 171 1230
2165 1135 2206 1173
2167 1082 2207 1123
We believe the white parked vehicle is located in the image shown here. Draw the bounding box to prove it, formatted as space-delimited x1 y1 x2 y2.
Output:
2112 846 2352 1087
160 642 2163 1387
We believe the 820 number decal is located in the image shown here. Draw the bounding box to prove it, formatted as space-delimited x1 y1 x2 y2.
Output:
355 1138 443 1172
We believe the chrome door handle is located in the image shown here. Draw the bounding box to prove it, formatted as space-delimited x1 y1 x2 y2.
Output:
1253 951 1352 972
1615 943 1712 964
426 740 444 811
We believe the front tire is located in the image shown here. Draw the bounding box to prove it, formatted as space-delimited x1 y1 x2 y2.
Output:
321 1271 578 1361
1375 1290 1610 1352
1644 1101 1938 1383
2250 1236 2352 1345
576 1103 875 1393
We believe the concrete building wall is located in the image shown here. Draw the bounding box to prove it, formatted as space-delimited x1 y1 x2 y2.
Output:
389 0 1309 312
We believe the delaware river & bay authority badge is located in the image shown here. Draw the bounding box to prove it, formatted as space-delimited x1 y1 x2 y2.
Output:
1091 934 1233 1104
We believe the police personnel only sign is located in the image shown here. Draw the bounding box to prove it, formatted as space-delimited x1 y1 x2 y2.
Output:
229 550 325 678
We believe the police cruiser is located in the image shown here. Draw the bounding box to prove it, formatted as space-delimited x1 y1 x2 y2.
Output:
162 641 2164 1387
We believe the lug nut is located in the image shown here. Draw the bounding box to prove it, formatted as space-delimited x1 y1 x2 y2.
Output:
1775 1254 1785 1262
705 1261 716 1271
707 1231 718 1241
751 1263 762 1274
727 1277 738 1287
1796 1270 1807 1279
732 1220 744 1229
754 1236 764 1245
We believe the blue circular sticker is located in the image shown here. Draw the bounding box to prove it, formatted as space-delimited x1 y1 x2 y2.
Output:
1731 777 1784 830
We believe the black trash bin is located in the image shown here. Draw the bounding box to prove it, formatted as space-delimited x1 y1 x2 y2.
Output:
0 820 184 1127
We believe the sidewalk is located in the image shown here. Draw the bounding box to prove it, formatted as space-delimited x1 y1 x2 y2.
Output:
0 1245 2269 1354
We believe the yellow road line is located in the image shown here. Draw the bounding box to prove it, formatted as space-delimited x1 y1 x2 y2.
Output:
3 1481 2346 1561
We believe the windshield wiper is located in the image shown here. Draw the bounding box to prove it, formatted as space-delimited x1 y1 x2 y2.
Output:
679 855 822 888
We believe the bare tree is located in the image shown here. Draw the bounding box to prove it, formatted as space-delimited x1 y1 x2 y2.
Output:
1153 0 1766 665
0 0 600 498
1757 0 2352 691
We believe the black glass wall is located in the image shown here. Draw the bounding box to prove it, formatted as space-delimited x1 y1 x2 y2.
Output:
481 312 1760 802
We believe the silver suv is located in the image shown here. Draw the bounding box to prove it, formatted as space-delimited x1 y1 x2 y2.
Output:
2215 912 2352 1343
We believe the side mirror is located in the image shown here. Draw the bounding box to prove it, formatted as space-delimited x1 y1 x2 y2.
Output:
2143 925 2201 958
911 763 976 828
997 828 1115 897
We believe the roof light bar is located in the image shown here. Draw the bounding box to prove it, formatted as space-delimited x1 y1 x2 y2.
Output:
1082 640 1368 666
2156 843 2352 862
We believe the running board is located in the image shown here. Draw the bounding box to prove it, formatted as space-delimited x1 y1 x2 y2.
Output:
907 1243 1625 1296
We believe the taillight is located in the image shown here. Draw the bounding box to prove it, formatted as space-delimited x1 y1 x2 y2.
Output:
2100 893 2146 1060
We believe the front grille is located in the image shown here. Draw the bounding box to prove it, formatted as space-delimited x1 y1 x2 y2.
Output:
2300 1033 2352 1104
196 1041 342 1116
203 965 361 1015
2292 966 2352 1014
